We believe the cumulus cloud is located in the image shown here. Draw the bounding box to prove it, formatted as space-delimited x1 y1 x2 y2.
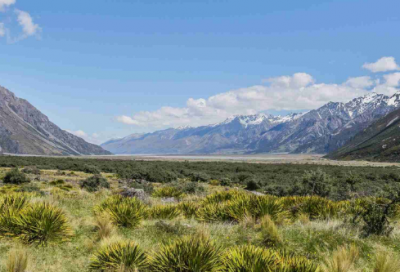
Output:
0 23 5 37
344 76 374 89
67 130 103 145
15 9 40 36
363 57 400 73
117 73 391 129
0 0 15 11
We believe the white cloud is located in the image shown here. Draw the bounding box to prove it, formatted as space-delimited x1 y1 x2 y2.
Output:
363 57 400 73
15 9 40 36
117 72 391 129
67 130 103 145
0 23 5 37
117 116 140 125
344 76 374 89
0 0 15 11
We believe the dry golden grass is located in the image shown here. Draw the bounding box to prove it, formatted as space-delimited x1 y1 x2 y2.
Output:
373 251 400 272
320 244 359 272
5 248 28 272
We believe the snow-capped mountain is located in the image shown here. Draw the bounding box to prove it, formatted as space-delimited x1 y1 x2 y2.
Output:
102 92 400 155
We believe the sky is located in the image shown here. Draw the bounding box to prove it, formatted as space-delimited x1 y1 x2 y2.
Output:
1 0 400 144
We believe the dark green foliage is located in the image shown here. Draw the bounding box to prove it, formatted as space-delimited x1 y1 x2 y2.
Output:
21 166 41 175
299 169 333 197
50 179 65 186
353 197 400 237
0 155 400 199
245 179 261 191
3 168 30 185
82 164 100 174
80 175 110 192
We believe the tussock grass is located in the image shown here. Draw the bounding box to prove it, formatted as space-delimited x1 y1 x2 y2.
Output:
320 244 359 272
260 215 283 247
373 251 400 272
5 248 29 272
93 215 115 240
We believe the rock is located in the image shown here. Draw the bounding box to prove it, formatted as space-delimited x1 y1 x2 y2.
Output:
119 187 148 201
161 197 177 203
249 191 265 196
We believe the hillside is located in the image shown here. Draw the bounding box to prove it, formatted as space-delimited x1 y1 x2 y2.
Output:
102 92 400 155
327 107 400 162
0 86 111 155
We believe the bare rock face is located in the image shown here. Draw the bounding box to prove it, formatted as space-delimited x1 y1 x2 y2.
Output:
0 85 111 155
102 92 400 155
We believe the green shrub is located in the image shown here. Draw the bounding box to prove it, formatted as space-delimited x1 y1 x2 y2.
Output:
149 235 222 272
245 179 261 191
178 202 200 218
300 169 333 197
148 205 181 220
21 166 41 175
280 255 319 272
80 175 110 192
152 186 185 199
250 195 288 221
89 241 147 271
82 164 101 174
95 195 147 228
3 169 30 185
222 245 280 271
196 203 232 222
49 179 65 186
0 202 72 245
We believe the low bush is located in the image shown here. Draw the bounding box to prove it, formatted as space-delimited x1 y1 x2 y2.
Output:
149 235 222 272
0 201 72 245
89 241 147 271
177 201 200 218
152 186 185 199
95 195 147 228
21 166 41 175
148 205 181 220
80 175 110 192
222 245 280 271
3 169 30 185
82 164 101 174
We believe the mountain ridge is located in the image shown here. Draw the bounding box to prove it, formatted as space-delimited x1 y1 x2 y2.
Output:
102 91 400 155
0 86 111 156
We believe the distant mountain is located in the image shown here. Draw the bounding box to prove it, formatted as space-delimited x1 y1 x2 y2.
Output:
326 107 400 162
0 86 111 155
102 92 400 155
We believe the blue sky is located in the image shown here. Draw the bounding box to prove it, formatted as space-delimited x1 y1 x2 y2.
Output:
1 0 400 144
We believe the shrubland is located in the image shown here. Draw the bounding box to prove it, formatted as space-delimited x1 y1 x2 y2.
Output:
0 156 399 271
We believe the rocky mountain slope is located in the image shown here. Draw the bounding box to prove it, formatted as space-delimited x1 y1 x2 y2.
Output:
326 107 400 162
102 92 400 155
0 86 111 155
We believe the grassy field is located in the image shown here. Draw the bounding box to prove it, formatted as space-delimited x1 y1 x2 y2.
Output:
0 157 400 271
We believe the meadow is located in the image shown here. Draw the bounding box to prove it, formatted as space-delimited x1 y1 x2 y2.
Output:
0 156 400 271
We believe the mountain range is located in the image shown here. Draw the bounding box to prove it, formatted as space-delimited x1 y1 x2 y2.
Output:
0 86 111 156
101 92 400 155
326 107 400 161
